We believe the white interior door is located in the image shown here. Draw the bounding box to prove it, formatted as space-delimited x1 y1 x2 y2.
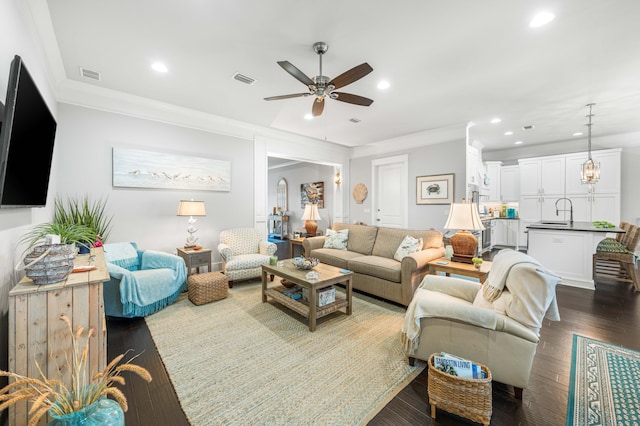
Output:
372 155 408 228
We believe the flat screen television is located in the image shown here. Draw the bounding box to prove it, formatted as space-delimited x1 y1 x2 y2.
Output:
0 55 57 208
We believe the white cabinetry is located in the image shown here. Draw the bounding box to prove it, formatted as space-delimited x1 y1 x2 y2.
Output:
518 156 565 246
500 165 519 201
482 161 502 201
494 219 519 248
564 149 621 224
467 145 482 186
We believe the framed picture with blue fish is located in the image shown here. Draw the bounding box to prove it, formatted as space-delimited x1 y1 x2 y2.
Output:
416 173 454 205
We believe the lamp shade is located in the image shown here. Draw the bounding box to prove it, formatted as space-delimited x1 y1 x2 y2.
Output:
301 204 321 221
444 203 485 231
177 200 206 216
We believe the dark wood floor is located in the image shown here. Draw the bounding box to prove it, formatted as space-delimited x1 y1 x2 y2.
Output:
107 254 640 426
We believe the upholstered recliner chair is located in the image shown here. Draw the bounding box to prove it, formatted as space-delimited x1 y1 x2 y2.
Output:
103 242 187 318
217 228 277 287
402 249 561 399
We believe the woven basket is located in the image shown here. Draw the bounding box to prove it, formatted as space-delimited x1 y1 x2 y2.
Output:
188 272 228 305
427 353 492 426
23 244 75 285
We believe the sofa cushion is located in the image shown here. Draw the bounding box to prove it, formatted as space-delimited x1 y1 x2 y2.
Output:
311 248 363 269
372 227 443 258
104 242 140 271
333 223 378 255
323 229 349 250
347 255 402 283
394 235 423 261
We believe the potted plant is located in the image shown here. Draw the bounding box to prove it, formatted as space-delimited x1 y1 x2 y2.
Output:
20 222 98 252
0 315 151 425
472 257 484 269
53 195 114 251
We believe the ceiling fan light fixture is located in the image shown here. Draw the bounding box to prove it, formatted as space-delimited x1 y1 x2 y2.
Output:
377 80 390 90
530 11 555 28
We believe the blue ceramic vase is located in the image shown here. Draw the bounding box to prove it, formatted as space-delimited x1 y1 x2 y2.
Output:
47 399 124 426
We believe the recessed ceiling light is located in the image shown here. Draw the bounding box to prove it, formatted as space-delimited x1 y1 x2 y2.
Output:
529 11 555 28
573 132 583 136
151 62 168 73
304 113 313 120
490 118 501 124
514 141 524 145
377 80 390 90
504 131 514 136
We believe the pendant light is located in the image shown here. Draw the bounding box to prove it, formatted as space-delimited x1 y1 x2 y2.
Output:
580 103 600 184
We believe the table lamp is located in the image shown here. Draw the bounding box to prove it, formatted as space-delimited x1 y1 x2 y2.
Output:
301 203 321 237
177 199 206 248
443 202 485 263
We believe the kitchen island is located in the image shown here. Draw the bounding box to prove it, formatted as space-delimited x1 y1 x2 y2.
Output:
527 221 624 290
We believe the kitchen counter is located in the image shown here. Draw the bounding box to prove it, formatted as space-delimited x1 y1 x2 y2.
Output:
527 221 624 233
527 221 625 290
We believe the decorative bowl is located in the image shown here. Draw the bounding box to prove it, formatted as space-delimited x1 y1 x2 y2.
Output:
291 257 319 270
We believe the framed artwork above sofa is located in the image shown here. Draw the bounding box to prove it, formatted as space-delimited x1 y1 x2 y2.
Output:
416 173 454 205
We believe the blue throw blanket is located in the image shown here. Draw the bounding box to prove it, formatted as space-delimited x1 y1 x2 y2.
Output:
106 249 187 317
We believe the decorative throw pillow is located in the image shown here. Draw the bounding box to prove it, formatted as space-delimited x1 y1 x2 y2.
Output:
394 235 423 261
323 229 349 250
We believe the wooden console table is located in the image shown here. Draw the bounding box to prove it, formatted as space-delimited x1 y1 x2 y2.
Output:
8 248 109 425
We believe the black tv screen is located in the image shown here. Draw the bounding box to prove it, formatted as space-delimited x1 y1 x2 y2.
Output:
0 55 57 208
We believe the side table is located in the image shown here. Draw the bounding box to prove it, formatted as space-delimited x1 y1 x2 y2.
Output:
177 247 212 276
427 258 492 283
289 237 305 258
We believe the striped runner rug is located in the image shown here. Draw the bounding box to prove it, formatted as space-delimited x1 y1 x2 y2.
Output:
566 334 640 425
145 280 424 425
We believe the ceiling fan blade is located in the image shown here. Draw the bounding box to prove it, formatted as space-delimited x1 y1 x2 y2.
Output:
312 98 325 116
264 93 310 101
333 92 374 106
277 61 315 87
329 63 373 90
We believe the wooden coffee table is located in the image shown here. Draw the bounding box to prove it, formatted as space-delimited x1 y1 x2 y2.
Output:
428 258 492 283
262 261 353 331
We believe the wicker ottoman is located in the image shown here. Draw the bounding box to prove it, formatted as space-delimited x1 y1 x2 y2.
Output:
187 272 228 305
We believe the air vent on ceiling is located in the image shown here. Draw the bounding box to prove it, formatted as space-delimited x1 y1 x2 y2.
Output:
232 72 256 85
522 124 535 131
349 118 362 123
79 67 101 81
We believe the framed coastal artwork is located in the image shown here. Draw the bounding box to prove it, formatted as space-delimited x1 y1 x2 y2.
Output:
112 148 231 191
416 173 454 204
300 181 324 208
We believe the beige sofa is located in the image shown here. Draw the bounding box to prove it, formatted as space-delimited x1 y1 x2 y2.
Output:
302 223 444 306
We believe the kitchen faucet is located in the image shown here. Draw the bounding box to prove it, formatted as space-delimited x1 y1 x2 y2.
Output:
555 197 574 224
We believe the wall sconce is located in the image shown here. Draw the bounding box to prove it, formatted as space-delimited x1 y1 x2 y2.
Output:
334 171 342 185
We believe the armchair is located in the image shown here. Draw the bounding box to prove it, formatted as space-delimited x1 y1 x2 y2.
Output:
218 228 277 287
401 249 561 399
103 242 187 318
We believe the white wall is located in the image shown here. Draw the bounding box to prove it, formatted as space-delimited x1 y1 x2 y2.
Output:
349 138 466 231
54 103 255 260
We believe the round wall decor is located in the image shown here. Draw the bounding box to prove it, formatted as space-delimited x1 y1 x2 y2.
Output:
352 183 368 204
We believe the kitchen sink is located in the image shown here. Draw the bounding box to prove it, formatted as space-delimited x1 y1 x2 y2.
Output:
539 221 570 226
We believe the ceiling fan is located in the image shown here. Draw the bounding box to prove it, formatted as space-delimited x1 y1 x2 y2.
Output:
264 41 374 117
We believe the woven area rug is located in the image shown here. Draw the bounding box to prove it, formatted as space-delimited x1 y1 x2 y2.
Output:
145 281 424 425
566 334 640 425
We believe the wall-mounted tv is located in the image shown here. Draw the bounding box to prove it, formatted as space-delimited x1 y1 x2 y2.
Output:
0 55 57 208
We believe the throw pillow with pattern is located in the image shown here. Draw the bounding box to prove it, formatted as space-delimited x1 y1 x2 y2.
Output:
323 229 349 250
394 235 423 261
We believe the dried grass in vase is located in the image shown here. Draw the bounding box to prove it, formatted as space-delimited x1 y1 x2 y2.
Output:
0 314 152 426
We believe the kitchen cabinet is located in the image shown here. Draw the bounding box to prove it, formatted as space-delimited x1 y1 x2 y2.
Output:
564 149 621 224
518 155 566 247
500 165 519 201
493 219 519 248
482 161 502 201
467 145 482 186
